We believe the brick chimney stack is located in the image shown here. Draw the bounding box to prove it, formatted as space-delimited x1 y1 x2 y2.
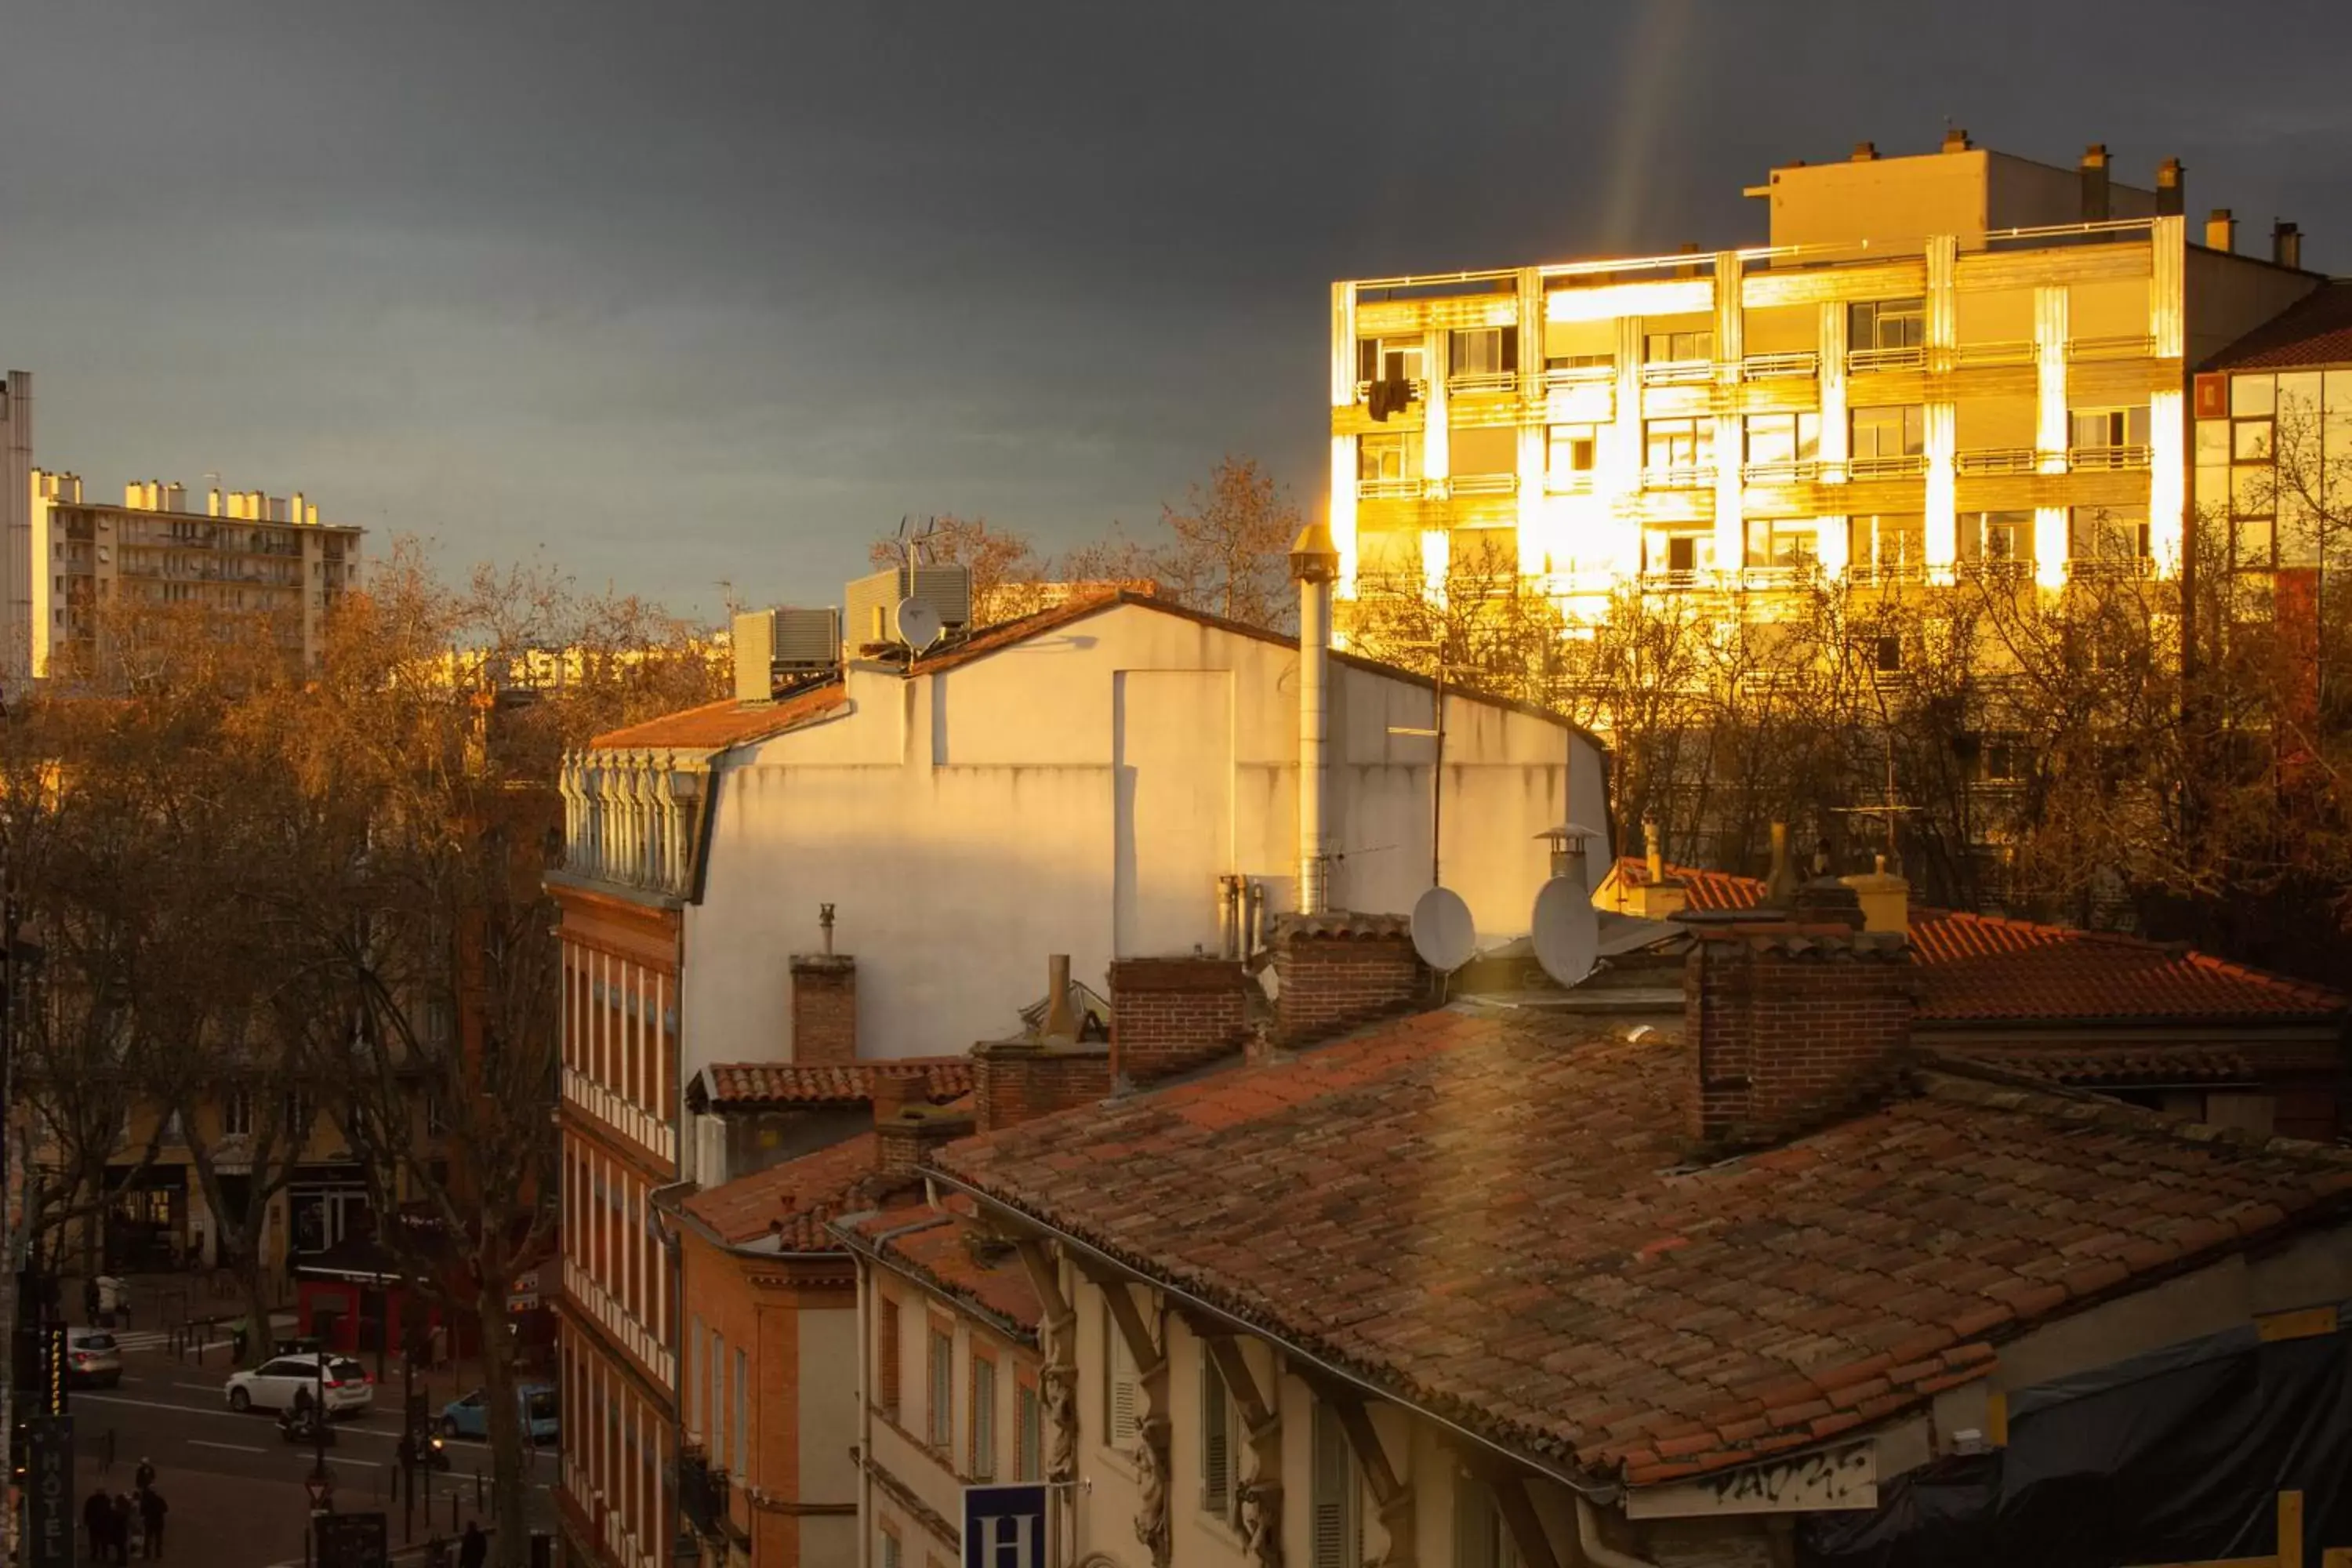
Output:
1268 913 1425 1047
2079 143 2111 221
1682 882 1913 1150
789 905 856 1064
971 955 1115 1133
1108 956 1251 1084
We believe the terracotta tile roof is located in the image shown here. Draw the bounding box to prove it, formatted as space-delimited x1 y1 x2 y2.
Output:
834 1197 1043 1339
590 590 1603 755
590 680 844 750
2202 282 2352 372
681 1134 880 1248
700 1058 976 1108
1614 858 2344 1026
934 1007 2352 1486
1984 1045 2337 1086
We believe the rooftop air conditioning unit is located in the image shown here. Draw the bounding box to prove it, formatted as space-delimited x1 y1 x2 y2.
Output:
844 562 974 656
731 607 843 704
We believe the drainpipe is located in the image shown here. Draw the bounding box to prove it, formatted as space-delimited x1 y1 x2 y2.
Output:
1291 516 1341 915
1577 1497 1662 1568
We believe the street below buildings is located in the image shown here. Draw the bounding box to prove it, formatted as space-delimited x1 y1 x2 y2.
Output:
57 1348 558 1567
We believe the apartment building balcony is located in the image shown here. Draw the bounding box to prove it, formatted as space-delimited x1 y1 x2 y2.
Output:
1957 561 2036 589
2067 445 2152 472
561 1256 675 1385
1740 351 1819 381
561 1065 677 1163
2067 554 2158 582
1542 361 1616 390
1544 470 1598 495
1352 378 1429 405
1640 359 1715 387
1849 453 1929 480
1446 370 1518 397
2067 335 2158 362
1737 565 1812 592
1642 464 1715 491
1444 472 1520 498
1741 459 1823 485
1955 447 2040 477
1847 345 1928 374
1356 477 1425 501
1640 568 1715 592
1847 562 1927 587
673 1450 731 1541
1955 339 2038 368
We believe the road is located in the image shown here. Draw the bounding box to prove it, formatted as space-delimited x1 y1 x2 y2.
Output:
58 1354 558 1567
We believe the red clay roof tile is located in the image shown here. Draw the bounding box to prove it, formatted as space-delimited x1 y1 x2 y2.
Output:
935 1006 2352 1485
681 1134 880 1248
700 1058 975 1108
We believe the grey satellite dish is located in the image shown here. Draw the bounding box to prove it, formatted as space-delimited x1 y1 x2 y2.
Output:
895 596 944 652
1410 885 1476 973
1531 875 1599 988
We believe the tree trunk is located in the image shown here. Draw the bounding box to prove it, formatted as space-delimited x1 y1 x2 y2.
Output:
473 1269 531 1566
237 1262 276 1370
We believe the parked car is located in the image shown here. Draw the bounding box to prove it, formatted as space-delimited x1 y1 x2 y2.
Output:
225 1353 375 1417
64 1330 122 1388
439 1383 558 1444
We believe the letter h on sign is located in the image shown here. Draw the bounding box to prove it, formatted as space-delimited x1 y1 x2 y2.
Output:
964 1483 1048 1568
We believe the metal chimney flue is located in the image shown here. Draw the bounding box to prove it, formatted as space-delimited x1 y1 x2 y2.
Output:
1042 954 1077 1044
819 902 836 957
2156 158 2185 217
2274 221 2303 270
2079 143 2111 221
2206 208 2238 254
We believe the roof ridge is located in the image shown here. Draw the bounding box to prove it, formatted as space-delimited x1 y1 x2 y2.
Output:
1913 1056 2352 1167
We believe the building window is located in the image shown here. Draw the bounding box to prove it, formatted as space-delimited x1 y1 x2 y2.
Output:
880 1525 902 1568
1017 1382 1043 1482
1310 1401 1363 1568
1646 529 1713 581
222 1090 252 1138
2070 405 2152 467
709 1328 725 1466
879 1300 901 1421
1448 327 1515 379
733 1347 748 1478
1200 1353 1236 1522
1743 411 1821 477
1642 328 1711 364
1454 1474 1523 1568
1849 298 1926 354
1356 336 1425 387
1546 423 1599 479
2069 505 2151 566
927 1327 955 1450
1105 1302 1140 1451
1874 634 1905 674
685 1315 704 1439
1848 514 1926 583
1743 520 1816 572
1642 418 1713 483
1959 510 2032 569
1849 405 1926 474
971 1354 996 1479
1982 737 2030 784
1359 433 1422 485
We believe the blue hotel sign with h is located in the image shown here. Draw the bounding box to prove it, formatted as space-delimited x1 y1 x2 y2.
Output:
964 1483 1048 1568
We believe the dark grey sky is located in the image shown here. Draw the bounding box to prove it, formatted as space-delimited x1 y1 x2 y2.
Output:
5 1 2347 615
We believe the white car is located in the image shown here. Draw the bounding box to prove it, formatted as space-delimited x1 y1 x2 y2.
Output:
225 1352 376 1417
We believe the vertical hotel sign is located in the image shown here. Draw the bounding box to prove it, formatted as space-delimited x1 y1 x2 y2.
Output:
24 1414 74 1567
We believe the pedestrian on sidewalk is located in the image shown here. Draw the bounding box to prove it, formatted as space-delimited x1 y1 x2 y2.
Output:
83 1278 100 1325
109 1493 134 1565
458 1522 487 1568
132 1457 154 1493
137 1488 166 1559
82 1486 111 1563
100 1427 116 1478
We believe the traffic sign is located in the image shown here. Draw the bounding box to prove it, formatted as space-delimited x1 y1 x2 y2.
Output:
306 1468 337 1509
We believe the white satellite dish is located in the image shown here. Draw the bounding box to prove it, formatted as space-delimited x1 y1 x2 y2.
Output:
1410 885 1477 973
1531 875 1599 988
895 596 944 652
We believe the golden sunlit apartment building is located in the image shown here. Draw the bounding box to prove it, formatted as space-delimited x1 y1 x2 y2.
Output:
27 470 362 677
1327 135 2325 619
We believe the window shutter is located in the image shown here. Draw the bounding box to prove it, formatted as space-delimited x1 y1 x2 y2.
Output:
1110 1367 1138 1449
1358 340 1376 384
1311 1403 1359 1568
1200 1357 1231 1517
1105 1301 1139 1449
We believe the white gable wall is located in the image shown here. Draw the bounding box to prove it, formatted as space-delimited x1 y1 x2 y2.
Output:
681 602 1608 1072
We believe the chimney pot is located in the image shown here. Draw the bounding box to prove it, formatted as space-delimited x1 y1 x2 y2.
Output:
1759 822 1802 909
2079 143 2111 221
2205 208 2237 253
1941 127 1971 152
1041 954 1078 1044
1840 853 1911 936
2156 158 2185 217
2273 220 2303 270
1850 141 1877 162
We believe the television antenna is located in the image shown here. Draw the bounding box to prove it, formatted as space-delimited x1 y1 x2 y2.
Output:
1530 875 1599 988
1833 750 1915 871
1409 885 1476 974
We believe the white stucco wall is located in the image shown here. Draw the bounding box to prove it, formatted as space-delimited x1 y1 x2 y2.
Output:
681 601 1609 1069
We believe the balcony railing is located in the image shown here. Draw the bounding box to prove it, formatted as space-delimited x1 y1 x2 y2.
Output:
2066 335 2156 362
1848 345 1927 373
1544 470 1598 495
1639 359 1714 387
1955 339 2036 368
673 1452 731 1539
1737 564 1813 590
2067 554 2157 580
1352 378 1429 405
1741 459 1822 485
1955 447 2039 476
1542 361 1616 388
1356 477 1424 501
1958 561 2035 587
1446 371 1518 396
1642 464 1715 491
1849 453 1928 479
2067 445 2152 471
1447 472 1520 497
1640 569 1711 591
1848 562 1927 586
1741 351 1819 380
